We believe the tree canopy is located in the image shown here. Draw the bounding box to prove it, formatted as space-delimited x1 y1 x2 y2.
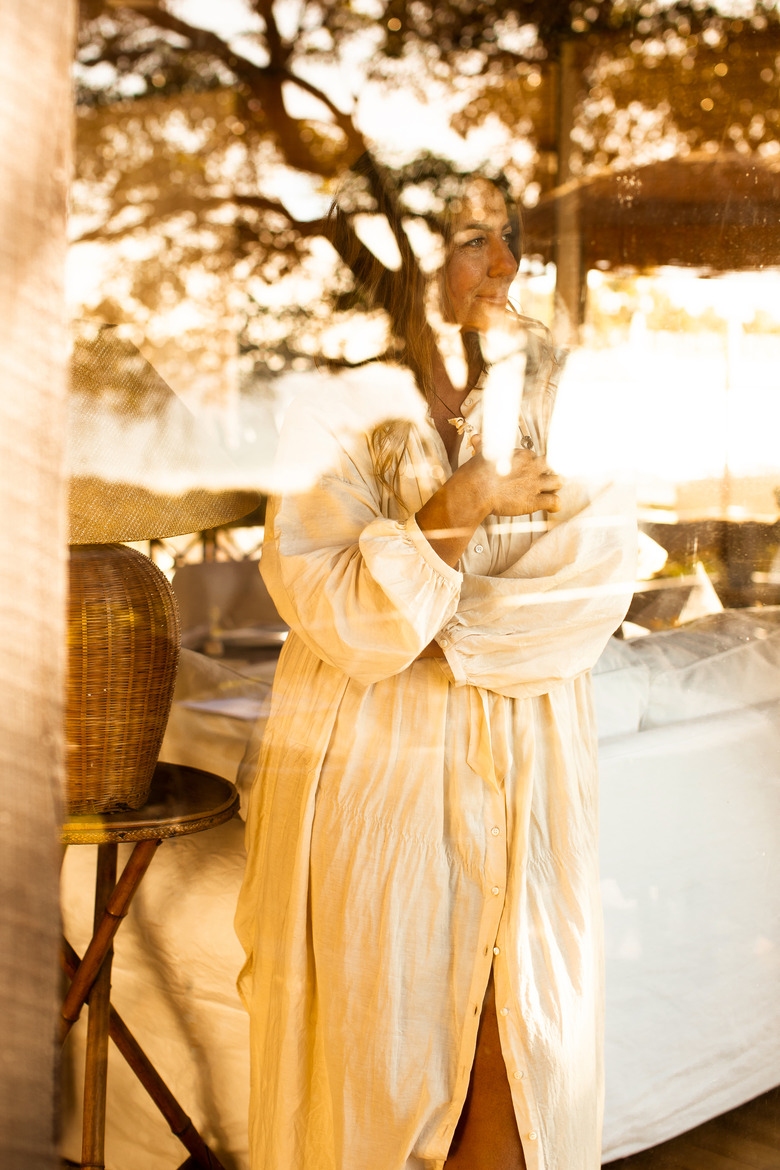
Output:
71 1 780 398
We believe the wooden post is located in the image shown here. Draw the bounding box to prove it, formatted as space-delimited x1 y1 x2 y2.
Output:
81 844 118 1170
0 3 75 1169
553 39 585 349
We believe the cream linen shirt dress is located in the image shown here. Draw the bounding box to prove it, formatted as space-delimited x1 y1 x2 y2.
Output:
235 357 636 1170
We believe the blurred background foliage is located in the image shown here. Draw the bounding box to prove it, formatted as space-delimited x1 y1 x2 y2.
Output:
70 2 780 546
71 2 780 381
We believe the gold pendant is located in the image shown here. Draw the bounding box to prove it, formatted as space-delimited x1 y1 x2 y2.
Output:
448 416 466 435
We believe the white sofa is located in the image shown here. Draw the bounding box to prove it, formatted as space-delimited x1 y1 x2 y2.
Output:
60 610 780 1167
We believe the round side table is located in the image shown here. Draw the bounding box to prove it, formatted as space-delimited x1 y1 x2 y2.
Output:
61 762 239 1170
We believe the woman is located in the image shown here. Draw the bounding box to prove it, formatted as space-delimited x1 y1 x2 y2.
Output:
235 160 635 1170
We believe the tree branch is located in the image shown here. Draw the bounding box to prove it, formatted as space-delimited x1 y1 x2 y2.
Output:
70 192 325 243
115 1 362 172
276 66 365 150
253 0 292 68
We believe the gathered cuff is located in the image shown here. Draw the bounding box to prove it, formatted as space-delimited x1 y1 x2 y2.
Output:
398 515 463 588
435 618 469 686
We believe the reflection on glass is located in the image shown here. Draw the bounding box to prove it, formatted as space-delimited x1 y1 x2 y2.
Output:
59 5 780 1169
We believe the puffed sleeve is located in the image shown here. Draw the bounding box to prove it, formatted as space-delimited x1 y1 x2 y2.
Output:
261 386 462 687
435 477 637 699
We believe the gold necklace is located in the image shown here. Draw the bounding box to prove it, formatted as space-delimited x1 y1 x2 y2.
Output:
431 387 468 434
431 386 535 449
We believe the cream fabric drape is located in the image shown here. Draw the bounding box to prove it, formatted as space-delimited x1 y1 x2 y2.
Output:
0 4 73 1166
235 360 636 1170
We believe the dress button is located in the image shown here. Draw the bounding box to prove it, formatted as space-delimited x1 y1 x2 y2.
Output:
491 886 500 896
513 1070 524 1080
474 543 484 553
528 1131 538 1140
500 1007 509 1016
463 397 473 408
493 946 500 955
491 826 500 836
440 637 449 647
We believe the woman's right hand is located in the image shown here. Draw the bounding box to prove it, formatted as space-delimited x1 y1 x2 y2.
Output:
415 441 563 568
466 446 563 517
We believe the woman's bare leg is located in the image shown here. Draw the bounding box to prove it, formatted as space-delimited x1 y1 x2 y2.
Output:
444 977 527 1170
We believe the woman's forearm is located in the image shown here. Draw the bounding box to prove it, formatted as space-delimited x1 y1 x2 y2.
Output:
416 447 562 567
415 462 491 567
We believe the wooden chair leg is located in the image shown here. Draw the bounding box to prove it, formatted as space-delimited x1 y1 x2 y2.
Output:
80 842 117 1170
61 837 160 1043
61 938 227 1170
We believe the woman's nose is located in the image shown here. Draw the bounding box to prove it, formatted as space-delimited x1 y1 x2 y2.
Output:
488 237 517 277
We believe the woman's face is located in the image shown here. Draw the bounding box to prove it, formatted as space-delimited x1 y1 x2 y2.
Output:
444 179 519 332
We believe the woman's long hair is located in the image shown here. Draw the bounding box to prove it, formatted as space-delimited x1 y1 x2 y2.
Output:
326 154 524 490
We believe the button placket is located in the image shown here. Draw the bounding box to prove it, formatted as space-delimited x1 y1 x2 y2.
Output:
475 849 541 1168
492 909 533 1125
507 1065 540 1168
496 995 540 1170
485 795 507 952
462 812 507 1130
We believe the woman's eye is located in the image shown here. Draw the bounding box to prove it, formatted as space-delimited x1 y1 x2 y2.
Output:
464 236 485 248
